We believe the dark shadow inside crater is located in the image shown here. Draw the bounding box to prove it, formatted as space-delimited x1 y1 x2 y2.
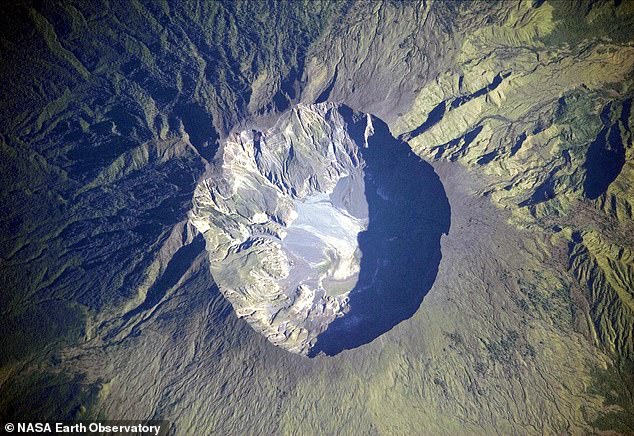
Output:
309 106 451 357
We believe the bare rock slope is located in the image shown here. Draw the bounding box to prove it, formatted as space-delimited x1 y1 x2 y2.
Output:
191 104 369 354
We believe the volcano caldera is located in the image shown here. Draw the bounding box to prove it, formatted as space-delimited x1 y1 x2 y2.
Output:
190 103 450 356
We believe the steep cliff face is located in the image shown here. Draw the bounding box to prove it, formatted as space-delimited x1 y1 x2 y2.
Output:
2 0 634 433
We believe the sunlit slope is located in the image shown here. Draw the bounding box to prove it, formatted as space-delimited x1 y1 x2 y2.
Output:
1 0 634 434
391 0 634 364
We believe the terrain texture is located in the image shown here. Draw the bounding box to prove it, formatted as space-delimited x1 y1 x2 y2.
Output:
191 103 373 355
1 0 634 434
191 103 449 356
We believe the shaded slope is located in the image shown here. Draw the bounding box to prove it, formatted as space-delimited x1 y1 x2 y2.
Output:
311 109 450 355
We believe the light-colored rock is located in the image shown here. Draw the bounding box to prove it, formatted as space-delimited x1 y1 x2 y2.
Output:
191 103 372 354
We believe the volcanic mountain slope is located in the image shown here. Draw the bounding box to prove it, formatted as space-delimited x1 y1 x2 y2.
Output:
1 0 634 434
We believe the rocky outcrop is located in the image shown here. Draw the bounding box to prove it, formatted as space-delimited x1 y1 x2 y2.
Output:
191 103 370 354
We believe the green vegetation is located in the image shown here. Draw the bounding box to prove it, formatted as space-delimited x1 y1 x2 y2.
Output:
1 0 633 433
589 358 634 434
543 0 634 46
0 371 99 422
